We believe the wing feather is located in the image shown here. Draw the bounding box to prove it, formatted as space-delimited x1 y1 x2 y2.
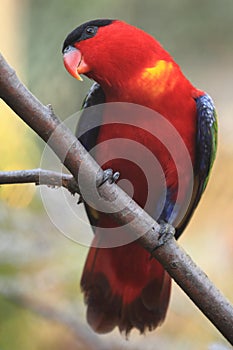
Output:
176 93 217 237
76 83 105 230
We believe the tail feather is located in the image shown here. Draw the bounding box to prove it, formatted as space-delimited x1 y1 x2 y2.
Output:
81 240 171 334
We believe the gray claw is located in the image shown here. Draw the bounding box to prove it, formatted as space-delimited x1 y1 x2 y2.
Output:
157 221 175 246
77 195 83 205
97 168 120 187
151 221 175 253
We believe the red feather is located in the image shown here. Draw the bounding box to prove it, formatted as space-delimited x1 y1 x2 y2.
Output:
64 20 205 334
81 238 171 334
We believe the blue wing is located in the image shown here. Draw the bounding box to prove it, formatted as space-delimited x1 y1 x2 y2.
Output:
76 83 105 230
195 93 218 198
76 82 105 151
174 93 217 238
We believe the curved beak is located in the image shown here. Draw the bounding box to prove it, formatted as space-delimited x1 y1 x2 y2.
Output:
63 46 89 81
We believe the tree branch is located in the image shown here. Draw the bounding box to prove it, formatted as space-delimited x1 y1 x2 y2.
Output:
0 169 80 195
0 53 233 344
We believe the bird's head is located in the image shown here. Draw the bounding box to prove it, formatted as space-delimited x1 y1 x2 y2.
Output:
62 19 171 91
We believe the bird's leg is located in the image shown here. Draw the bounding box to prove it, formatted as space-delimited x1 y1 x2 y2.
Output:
97 168 120 187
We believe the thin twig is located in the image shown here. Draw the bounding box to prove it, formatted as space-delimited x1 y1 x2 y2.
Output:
0 53 233 344
0 168 80 195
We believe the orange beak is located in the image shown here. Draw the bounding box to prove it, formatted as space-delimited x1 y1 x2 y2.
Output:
63 46 89 81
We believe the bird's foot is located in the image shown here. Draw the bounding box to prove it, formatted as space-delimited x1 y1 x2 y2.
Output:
97 168 120 187
153 220 176 251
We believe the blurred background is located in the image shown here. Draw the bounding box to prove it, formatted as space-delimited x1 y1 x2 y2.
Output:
0 0 233 349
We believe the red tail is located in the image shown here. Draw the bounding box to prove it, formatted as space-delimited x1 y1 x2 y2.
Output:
81 239 171 334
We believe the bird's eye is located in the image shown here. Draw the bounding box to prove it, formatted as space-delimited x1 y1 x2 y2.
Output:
85 26 96 36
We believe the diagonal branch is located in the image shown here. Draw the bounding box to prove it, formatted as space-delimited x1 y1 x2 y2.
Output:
0 53 233 344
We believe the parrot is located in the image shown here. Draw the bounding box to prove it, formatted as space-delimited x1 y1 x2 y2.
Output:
62 19 217 334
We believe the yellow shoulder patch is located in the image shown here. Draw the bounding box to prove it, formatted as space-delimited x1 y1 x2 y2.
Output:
140 60 177 96
142 60 173 78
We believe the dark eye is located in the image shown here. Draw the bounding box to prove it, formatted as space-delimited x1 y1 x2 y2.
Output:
85 26 96 36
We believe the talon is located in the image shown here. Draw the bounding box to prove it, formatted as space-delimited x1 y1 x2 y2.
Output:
159 220 174 236
77 195 83 205
112 171 120 182
158 220 175 246
102 169 113 184
97 168 120 187
151 220 175 253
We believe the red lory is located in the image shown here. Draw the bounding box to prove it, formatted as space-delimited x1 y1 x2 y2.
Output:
62 19 217 334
